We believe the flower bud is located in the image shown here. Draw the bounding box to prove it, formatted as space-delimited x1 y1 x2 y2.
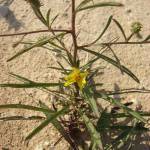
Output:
131 22 142 33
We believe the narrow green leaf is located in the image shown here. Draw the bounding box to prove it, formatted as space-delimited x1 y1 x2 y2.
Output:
81 48 140 83
96 93 146 123
51 120 76 148
0 104 52 113
77 0 93 10
28 1 47 26
79 111 103 149
89 142 97 150
110 121 147 150
50 14 59 27
25 107 67 141
48 66 66 71
25 0 41 8
60 54 72 65
113 19 127 41
81 56 100 70
90 83 103 87
33 7 47 25
0 116 44 121
46 9 51 27
48 38 65 50
42 45 62 53
105 129 132 150
83 86 99 117
7 34 63 62
110 125 149 132
39 102 75 147
43 45 71 65
96 109 111 132
0 82 62 88
88 69 99 80
107 45 123 74
48 66 70 73
9 73 66 97
91 15 113 44
9 73 32 83
57 61 68 74
9 73 51 92
7 37 49 61
77 2 123 12
111 112 150 118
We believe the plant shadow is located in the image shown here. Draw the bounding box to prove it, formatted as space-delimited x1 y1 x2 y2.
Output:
0 0 22 30
100 83 150 150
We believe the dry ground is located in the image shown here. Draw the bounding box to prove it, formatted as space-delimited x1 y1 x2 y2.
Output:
0 0 150 149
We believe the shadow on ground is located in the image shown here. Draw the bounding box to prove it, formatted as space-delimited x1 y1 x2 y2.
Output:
0 0 22 30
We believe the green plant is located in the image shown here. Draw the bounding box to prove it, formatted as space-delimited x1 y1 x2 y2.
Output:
0 0 150 149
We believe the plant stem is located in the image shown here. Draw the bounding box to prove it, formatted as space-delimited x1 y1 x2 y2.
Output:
71 0 78 66
0 29 71 37
79 40 150 48
102 41 150 45
126 32 135 42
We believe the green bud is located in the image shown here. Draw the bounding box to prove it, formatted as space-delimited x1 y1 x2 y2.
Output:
131 22 142 33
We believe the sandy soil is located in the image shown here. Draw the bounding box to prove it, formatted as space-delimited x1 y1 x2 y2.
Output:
0 0 150 149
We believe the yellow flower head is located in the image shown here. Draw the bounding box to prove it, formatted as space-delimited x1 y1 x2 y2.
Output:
64 68 88 90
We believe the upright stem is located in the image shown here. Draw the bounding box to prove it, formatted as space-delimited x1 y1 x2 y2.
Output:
71 0 78 66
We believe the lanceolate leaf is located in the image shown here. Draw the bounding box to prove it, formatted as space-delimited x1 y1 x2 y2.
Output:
46 9 51 27
77 2 123 12
39 102 76 148
105 128 132 150
9 73 32 83
50 14 59 27
96 109 111 132
79 111 103 150
7 34 64 62
110 125 149 132
27 0 47 25
25 107 68 141
81 48 140 83
83 86 100 117
96 93 146 123
25 0 41 8
107 45 123 74
51 119 76 148
9 73 67 98
0 82 62 88
0 104 53 113
48 66 67 71
113 19 127 41
57 61 68 73
77 0 93 10
0 116 45 121
110 112 150 118
91 15 113 45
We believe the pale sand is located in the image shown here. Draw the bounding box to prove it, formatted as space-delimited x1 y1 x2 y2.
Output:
0 0 150 149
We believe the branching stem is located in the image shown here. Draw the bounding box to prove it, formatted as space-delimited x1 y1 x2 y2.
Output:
79 40 150 48
0 29 71 37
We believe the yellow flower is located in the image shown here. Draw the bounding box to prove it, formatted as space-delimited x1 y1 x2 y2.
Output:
64 68 88 90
